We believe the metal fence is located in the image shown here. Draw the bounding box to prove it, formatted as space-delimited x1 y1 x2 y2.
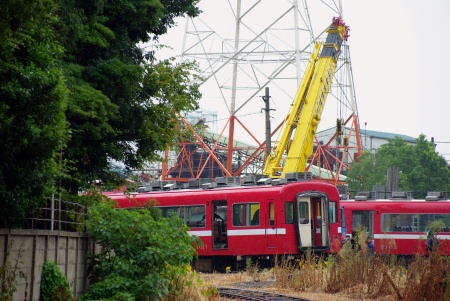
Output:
0 196 87 231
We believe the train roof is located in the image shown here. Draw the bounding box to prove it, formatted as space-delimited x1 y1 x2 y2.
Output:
342 191 449 202
341 199 450 203
105 179 340 200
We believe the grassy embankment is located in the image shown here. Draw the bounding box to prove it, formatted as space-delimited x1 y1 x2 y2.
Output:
175 233 450 301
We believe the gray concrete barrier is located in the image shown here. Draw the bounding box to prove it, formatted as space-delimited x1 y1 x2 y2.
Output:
0 229 99 301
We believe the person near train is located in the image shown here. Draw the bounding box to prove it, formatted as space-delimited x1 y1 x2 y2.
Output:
366 236 374 255
426 230 439 253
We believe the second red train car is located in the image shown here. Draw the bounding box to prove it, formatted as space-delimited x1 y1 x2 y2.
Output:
340 192 450 256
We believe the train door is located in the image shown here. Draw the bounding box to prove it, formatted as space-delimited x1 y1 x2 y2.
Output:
212 201 228 249
296 193 329 250
266 200 276 248
351 210 374 240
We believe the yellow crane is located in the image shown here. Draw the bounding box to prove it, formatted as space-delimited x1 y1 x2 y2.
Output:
263 17 349 179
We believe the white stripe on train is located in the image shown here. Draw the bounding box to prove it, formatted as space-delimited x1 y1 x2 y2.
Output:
187 228 287 237
373 234 450 240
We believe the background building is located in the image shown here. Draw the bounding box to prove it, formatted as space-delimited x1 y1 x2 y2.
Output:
315 126 417 166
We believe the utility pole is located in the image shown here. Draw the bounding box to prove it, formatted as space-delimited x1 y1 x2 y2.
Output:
262 87 273 159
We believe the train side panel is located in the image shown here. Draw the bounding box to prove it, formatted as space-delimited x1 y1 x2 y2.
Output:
341 200 450 255
107 181 342 269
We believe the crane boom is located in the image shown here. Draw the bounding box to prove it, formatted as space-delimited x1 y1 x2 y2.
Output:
263 17 349 178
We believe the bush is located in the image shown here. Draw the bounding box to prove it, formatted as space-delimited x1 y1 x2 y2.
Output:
40 261 73 301
81 199 201 300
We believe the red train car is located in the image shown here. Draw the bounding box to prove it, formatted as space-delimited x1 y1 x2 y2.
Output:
105 179 342 271
340 192 450 256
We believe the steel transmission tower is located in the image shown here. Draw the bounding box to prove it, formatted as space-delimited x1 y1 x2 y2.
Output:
162 0 362 184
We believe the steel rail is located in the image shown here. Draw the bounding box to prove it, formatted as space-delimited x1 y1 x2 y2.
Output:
218 287 311 301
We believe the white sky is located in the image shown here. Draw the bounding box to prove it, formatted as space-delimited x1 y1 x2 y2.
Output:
343 0 450 161
157 0 450 162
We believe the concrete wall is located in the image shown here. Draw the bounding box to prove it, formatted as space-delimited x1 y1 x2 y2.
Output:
0 229 98 301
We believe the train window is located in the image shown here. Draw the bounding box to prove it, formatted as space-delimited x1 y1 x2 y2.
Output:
329 202 337 223
185 206 206 228
352 210 373 237
160 206 179 218
298 202 309 224
269 202 275 226
232 203 260 226
381 214 450 233
285 202 294 224
159 206 206 228
215 205 227 221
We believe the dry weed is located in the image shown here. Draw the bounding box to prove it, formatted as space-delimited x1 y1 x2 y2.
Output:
189 237 450 301
400 251 450 301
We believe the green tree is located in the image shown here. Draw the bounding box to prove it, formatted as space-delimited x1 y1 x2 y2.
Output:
0 0 68 223
347 134 450 196
1 0 202 222
56 0 202 194
81 198 200 301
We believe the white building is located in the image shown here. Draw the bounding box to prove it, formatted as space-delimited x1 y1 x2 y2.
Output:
316 127 417 161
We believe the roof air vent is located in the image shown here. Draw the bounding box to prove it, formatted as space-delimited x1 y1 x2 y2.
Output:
188 178 215 188
150 181 163 190
285 172 312 181
340 194 350 200
163 183 177 190
271 178 287 185
257 178 272 185
215 176 241 186
354 191 374 201
242 175 256 186
425 191 448 201
137 185 152 193
390 191 413 200
215 177 227 186
201 182 217 189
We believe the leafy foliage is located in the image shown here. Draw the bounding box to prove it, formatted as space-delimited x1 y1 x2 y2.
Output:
56 0 202 194
347 134 450 196
0 0 69 224
81 199 200 301
40 261 73 301
0 241 24 301
0 0 202 221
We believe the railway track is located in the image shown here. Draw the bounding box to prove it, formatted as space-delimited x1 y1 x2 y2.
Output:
218 287 311 301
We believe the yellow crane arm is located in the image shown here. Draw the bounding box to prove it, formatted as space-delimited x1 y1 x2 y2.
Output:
263 17 349 178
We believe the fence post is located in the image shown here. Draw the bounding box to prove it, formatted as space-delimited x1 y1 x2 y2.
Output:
59 194 61 231
51 194 55 231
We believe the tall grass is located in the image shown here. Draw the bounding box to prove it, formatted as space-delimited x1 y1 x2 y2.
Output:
272 233 450 300
401 252 450 301
273 251 328 291
165 268 218 301
185 232 450 300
